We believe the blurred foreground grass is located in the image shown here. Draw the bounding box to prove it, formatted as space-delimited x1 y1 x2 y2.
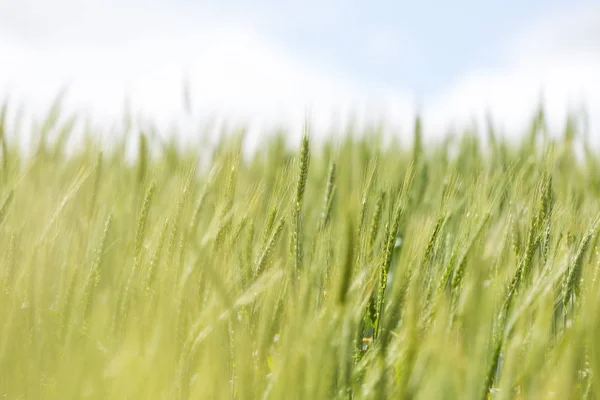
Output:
1 103 600 399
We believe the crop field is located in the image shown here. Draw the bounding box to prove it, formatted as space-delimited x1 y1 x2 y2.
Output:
0 102 599 399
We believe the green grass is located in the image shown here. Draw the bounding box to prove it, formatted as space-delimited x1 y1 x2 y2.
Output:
1 102 600 399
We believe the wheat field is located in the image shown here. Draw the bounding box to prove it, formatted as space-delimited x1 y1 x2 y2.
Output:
0 102 599 399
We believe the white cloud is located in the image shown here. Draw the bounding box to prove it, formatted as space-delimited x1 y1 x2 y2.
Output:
2 0 598 152
0 0 416 151
425 3 600 141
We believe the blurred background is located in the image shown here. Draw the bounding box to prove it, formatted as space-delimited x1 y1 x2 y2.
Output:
0 0 599 145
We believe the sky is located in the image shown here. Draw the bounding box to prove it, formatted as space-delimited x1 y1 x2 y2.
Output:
0 0 599 145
